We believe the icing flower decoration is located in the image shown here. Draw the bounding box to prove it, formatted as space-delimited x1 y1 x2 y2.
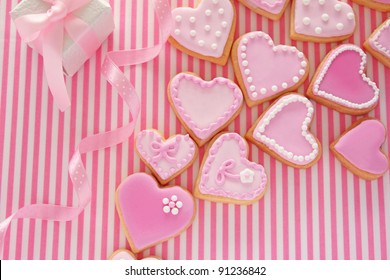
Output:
162 195 183 216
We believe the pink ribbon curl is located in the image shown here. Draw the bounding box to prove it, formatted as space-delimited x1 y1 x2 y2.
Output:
215 159 241 186
150 140 179 163
0 0 173 258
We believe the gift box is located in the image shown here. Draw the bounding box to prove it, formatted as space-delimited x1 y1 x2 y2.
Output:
10 0 115 77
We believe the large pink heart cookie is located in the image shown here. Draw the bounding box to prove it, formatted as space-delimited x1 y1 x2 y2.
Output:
236 0 290 20
109 249 160 260
331 118 389 180
307 44 380 115
247 94 322 168
168 73 244 147
169 0 236 65
135 130 198 185
116 173 195 253
232 31 309 107
291 0 356 42
195 132 267 205
364 19 390 68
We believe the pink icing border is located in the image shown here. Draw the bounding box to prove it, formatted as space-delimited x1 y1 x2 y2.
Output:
199 132 267 200
169 73 243 140
245 0 286 13
369 19 390 58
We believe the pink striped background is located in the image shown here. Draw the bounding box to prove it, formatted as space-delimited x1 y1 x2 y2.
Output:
0 0 389 260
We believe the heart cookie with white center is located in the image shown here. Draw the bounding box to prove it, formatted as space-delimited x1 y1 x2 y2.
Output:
307 44 380 115
237 0 290 20
195 132 268 205
109 249 160 260
291 0 356 42
331 118 389 180
246 93 322 168
116 173 195 253
351 0 390 12
169 0 236 65
232 31 309 107
135 130 198 185
364 19 390 68
168 73 244 147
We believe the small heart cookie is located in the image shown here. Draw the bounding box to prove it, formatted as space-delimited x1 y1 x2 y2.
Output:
236 0 290 20
169 0 236 65
246 94 321 168
135 130 198 185
291 0 356 42
109 249 160 260
232 31 309 107
351 0 390 12
307 44 380 115
168 73 244 147
195 132 268 205
331 118 389 180
364 19 390 68
116 173 195 253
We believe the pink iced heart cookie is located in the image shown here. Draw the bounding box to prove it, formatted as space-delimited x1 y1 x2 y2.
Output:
307 44 380 115
116 173 195 253
135 130 198 185
364 19 390 68
351 0 390 12
291 0 356 42
232 31 309 107
168 73 244 147
331 119 389 180
109 249 160 260
247 94 321 168
195 132 267 205
236 0 290 20
169 0 236 65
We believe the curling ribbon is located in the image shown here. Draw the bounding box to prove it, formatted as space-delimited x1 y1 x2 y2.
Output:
0 0 172 258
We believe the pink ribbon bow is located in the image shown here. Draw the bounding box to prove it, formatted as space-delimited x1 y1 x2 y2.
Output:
215 159 241 186
150 141 179 163
13 0 100 111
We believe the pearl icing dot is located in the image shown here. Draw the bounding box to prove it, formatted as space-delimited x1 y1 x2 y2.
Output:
335 4 341 11
218 8 224 15
189 16 196 23
303 0 310 5
205 9 211 16
321 14 329 22
215 31 222 37
175 15 182 22
190 30 196 37
303 17 311 26
204 25 211 31
198 40 205 46
336 23 344 30
211 43 218 50
221 21 228 28
315 27 322 34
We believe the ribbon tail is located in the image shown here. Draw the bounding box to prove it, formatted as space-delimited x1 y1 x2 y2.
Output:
42 21 71 112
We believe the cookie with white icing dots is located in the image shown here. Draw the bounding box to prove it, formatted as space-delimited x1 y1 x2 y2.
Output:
232 31 309 107
351 0 390 12
135 130 198 185
168 72 244 147
236 0 290 20
169 0 236 65
246 94 322 169
109 249 160 260
116 173 196 253
195 132 268 205
364 19 390 68
307 44 380 115
290 0 356 43
331 118 389 180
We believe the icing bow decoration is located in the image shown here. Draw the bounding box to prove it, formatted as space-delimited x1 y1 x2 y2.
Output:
13 0 100 111
215 159 241 186
151 140 179 163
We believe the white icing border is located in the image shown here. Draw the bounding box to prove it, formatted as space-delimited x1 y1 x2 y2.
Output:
370 19 390 57
313 45 380 109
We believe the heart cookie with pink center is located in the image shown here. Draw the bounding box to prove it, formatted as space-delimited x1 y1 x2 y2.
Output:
236 0 290 20
291 0 356 42
116 173 195 253
331 118 389 180
364 19 390 68
195 132 267 205
135 130 198 185
307 44 380 115
109 249 160 260
232 31 309 107
247 94 322 168
169 0 236 65
168 73 243 147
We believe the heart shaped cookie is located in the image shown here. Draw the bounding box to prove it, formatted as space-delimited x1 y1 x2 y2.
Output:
135 130 198 185
364 19 390 68
351 0 390 12
169 0 236 65
116 173 195 253
109 249 160 260
232 31 309 107
195 132 267 205
168 73 244 147
247 94 321 168
331 118 389 180
291 0 356 42
307 44 380 115
236 0 290 20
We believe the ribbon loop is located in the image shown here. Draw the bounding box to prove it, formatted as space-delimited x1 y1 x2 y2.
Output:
151 141 179 163
47 0 68 22
215 159 241 186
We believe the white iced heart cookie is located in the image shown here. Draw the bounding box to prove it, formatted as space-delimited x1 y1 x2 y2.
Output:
236 0 290 20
